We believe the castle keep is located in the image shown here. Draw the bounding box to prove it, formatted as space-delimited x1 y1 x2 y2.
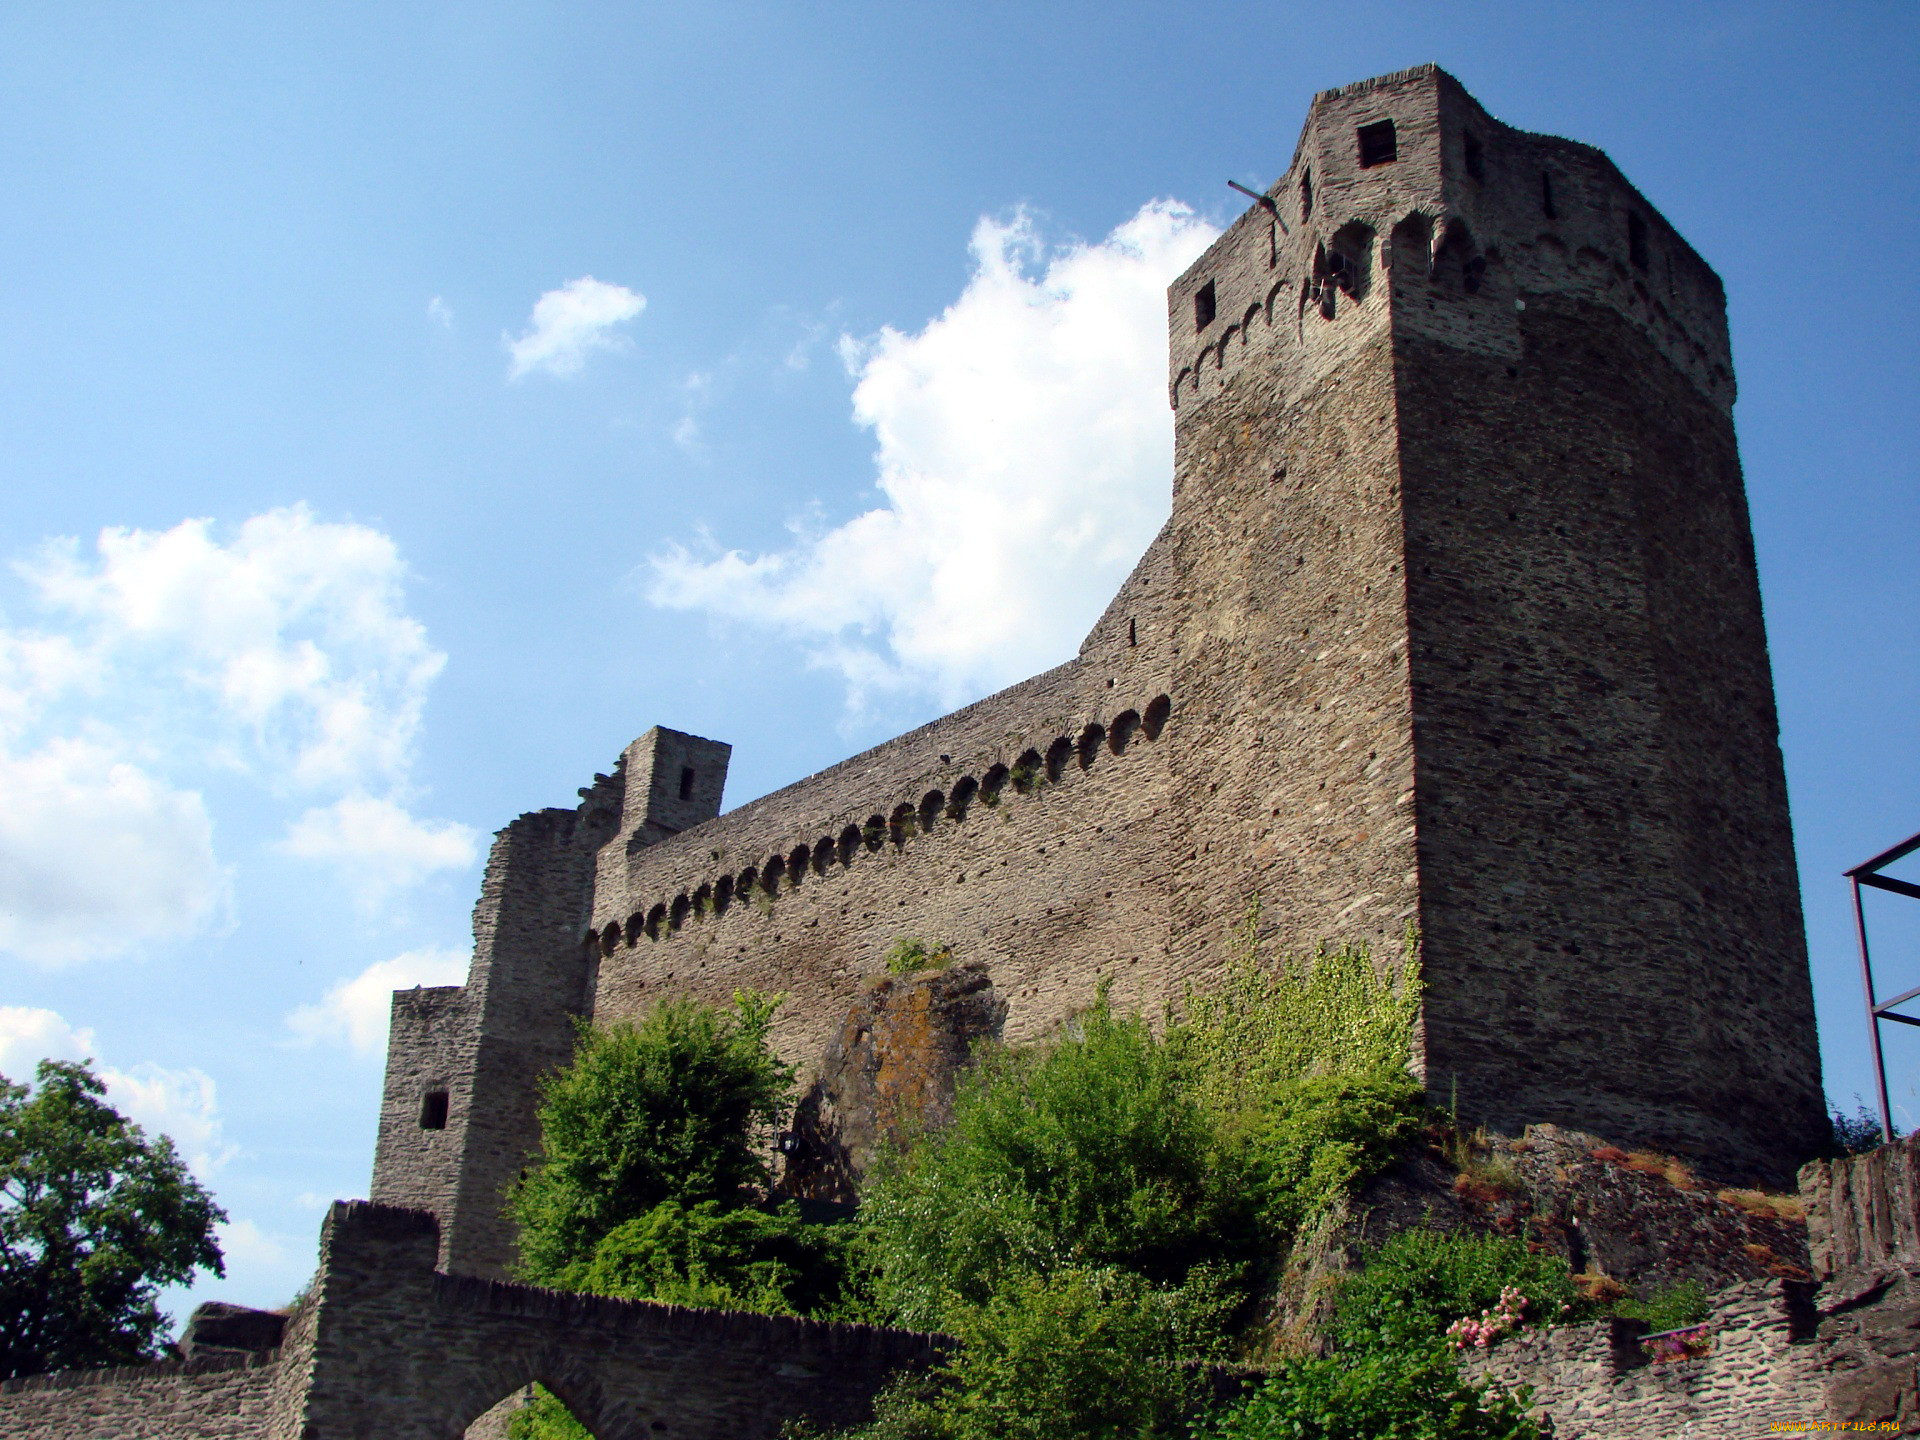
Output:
370 65 1824 1284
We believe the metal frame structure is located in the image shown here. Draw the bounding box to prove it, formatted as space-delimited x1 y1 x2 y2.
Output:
1848 829 1920 1144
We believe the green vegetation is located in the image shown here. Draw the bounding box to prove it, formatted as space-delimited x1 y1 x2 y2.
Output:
0 1059 226 1380
506 990 792 1287
883 939 952 977
1611 1279 1708 1334
508 918 1571 1438
508 1388 592 1440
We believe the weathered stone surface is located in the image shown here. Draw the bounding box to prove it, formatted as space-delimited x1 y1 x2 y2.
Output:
784 960 1008 1202
179 1302 287 1359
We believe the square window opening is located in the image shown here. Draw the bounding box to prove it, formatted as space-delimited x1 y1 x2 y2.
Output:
1628 213 1650 270
1463 131 1484 181
1193 280 1216 331
420 1090 449 1130
678 766 696 801
1541 171 1557 219
1299 170 1313 219
1357 120 1398 168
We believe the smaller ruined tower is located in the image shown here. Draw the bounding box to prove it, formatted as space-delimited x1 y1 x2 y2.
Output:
370 728 730 1277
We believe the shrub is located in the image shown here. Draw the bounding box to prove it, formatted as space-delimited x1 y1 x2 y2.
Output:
1196 1347 1539 1440
1246 1069 1425 1235
857 989 1263 1330
1830 1102 1891 1156
569 1199 857 1317
508 991 793 1285
507 1386 592 1440
883 939 952 977
1329 1230 1583 1356
1612 1279 1708 1335
834 1266 1233 1440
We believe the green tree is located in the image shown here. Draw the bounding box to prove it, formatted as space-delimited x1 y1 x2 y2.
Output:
0 1060 226 1380
507 990 794 1286
857 988 1264 1331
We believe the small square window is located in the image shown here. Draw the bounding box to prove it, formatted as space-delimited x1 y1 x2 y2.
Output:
1193 280 1217 331
1299 170 1313 219
420 1090 449 1130
678 766 696 801
1357 120 1398 168
1463 131 1484 181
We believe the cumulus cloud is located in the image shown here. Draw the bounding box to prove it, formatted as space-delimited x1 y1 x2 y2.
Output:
21 506 444 792
0 506 464 963
106 1061 235 1177
0 740 225 965
286 946 469 1054
506 276 646 380
0 1005 95 1076
280 795 479 910
0 1006 232 1177
427 296 454 329
647 200 1218 713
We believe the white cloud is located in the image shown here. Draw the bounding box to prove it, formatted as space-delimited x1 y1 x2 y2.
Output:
0 506 464 961
215 1218 290 1269
427 296 454 329
0 1005 96 1077
20 506 444 793
646 200 1218 713
506 276 646 380
104 1061 235 1178
0 739 226 966
0 1006 232 1177
279 795 479 910
286 946 468 1054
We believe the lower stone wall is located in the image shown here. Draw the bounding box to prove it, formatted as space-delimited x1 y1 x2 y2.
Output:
0 1352 281 1439
1466 1279 1823 1435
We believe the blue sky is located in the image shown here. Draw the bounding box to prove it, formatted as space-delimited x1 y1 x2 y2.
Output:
0 3 1913 1319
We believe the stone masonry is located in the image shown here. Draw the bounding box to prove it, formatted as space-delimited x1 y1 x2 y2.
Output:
371 64 1823 1287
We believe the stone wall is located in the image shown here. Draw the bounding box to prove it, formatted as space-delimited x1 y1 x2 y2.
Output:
0 1354 281 1439
1466 1279 1824 1434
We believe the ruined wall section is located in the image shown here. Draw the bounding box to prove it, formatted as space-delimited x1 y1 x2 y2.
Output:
372 773 621 1278
281 1202 941 1440
1386 78 1820 1184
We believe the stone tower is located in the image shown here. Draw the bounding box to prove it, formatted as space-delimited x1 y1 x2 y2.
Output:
1157 65 1821 1175
373 66 1824 1281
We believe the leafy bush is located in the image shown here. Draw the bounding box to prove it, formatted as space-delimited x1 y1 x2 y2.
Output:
883 939 951 976
857 989 1263 1330
1196 1347 1539 1440
1180 920 1421 1120
832 1266 1233 1440
1246 1070 1425 1235
1329 1230 1582 1356
1612 1279 1708 1334
507 1386 592 1440
507 991 793 1284
569 1198 857 1317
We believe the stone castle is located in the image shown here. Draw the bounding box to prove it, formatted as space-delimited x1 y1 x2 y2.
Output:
368 61 1824 1287
8 65 1890 1439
